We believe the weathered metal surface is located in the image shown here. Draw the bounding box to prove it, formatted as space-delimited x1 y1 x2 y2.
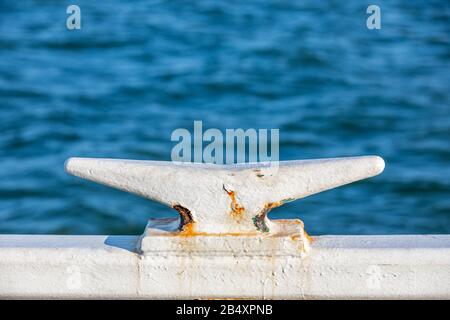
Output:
1 234 449 299
64 156 385 236
2 156 447 299
138 218 310 256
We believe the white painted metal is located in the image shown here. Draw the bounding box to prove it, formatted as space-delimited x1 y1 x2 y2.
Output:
65 156 385 234
138 218 311 256
3 155 442 299
0 234 448 299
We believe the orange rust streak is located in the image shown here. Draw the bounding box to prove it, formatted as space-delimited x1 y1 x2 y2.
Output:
290 232 311 241
265 201 283 211
178 222 258 237
179 232 259 237
304 230 313 242
223 187 245 221
179 222 196 236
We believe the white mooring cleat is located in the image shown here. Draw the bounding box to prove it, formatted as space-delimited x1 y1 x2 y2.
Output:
65 156 385 255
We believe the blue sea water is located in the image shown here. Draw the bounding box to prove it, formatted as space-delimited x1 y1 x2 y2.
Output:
0 0 449 235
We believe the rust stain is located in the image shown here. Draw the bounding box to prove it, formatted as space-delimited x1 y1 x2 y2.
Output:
172 203 252 237
252 215 268 232
290 230 312 243
304 230 313 243
173 204 195 232
178 229 258 237
286 217 312 245
267 201 284 210
253 201 284 232
287 218 312 254
290 234 300 241
179 222 196 236
223 185 245 222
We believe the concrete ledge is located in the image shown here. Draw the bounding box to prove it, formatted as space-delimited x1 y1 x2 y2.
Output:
0 234 449 299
